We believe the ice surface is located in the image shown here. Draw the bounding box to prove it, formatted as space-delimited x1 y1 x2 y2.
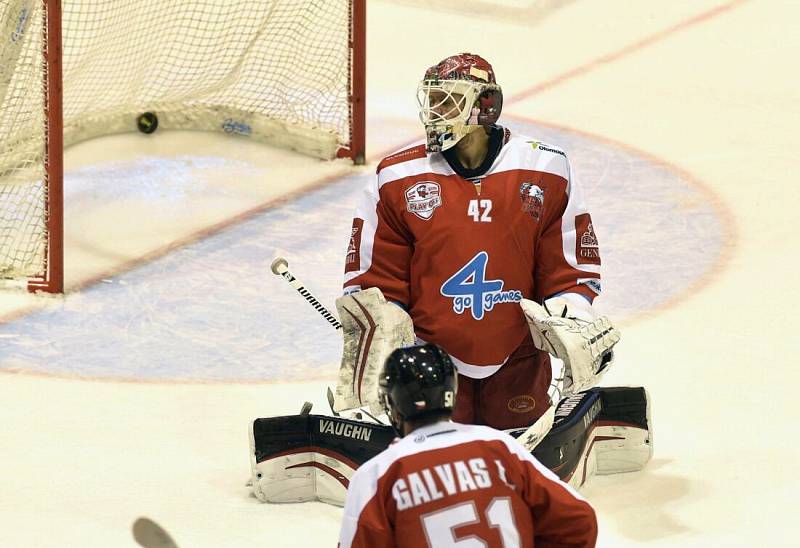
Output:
0 121 723 381
1 1 797 546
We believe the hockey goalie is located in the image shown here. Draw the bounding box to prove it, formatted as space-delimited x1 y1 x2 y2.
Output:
249 53 652 506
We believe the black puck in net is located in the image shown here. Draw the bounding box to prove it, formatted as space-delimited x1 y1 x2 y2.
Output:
136 112 159 134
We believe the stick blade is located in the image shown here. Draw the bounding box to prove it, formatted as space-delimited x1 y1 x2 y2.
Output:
327 386 339 417
132 517 179 548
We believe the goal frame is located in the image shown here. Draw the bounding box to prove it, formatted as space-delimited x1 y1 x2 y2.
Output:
26 0 366 294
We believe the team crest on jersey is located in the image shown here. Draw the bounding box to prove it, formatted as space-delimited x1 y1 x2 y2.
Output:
508 395 536 414
405 181 442 220
519 182 545 220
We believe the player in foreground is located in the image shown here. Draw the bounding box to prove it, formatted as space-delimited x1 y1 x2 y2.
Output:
338 344 598 548
333 52 619 433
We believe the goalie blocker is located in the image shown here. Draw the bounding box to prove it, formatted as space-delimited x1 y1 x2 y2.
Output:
249 386 652 506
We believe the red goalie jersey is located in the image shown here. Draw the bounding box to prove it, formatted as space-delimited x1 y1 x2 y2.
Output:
337 421 598 548
343 130 602 377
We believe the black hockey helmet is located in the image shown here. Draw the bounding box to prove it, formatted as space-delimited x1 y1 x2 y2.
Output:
379 343 457 436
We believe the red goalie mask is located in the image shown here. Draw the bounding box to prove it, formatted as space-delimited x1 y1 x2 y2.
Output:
417 53 503 152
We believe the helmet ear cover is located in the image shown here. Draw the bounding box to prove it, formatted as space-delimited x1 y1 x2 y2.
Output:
476 87 502 125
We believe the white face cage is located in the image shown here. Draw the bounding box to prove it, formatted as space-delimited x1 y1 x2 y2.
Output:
416 79 484 152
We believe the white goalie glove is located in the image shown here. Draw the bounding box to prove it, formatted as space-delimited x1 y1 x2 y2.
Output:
334 287 415 415
521 294 620 397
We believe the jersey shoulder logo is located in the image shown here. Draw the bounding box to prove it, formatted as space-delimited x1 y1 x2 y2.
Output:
344 218 364 273
519 182 545 220
575 213 601 265
527 140 566 157
405 181 442 220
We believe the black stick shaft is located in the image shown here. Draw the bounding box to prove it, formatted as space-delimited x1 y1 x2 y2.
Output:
271 257 343 330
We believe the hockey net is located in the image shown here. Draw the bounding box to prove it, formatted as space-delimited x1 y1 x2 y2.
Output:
0 0 365 292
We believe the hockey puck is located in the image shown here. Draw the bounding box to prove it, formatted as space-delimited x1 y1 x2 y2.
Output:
136 112 158 134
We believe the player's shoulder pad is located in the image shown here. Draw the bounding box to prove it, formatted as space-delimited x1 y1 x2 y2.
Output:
506 134 570 178
376 143 427 175
461 422 505 439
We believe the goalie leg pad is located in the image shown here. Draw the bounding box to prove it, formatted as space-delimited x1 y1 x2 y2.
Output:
249 415 394 506
591 387 653 477
250 393 652 505
334 287 415 414
511 386 653 489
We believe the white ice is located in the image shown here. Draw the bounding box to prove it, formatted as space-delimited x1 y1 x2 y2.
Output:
1 1 798 546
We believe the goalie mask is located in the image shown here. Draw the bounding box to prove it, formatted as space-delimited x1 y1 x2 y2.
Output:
379 344 457 436
417 53 503 152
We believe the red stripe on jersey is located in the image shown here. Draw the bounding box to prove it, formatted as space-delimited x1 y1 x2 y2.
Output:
376 144 427 174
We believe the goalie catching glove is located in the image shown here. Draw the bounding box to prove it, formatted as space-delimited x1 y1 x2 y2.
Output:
333 288 415 415
521 295 620 396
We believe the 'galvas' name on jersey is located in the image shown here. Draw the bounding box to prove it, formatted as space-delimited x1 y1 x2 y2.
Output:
392 457 510 511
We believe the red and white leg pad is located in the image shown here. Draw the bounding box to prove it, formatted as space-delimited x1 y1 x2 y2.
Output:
249 387 653 505
510 386 653 489
249 414 395 506
334 287 415 415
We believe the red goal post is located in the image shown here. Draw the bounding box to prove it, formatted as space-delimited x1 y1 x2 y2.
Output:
0 0 366 293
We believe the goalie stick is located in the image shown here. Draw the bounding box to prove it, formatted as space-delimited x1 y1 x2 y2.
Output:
271 257 343 330
272 258 375 415
132 517 178 548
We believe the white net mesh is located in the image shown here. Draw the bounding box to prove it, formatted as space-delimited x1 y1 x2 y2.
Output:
1 0 354 282
1 1 47 280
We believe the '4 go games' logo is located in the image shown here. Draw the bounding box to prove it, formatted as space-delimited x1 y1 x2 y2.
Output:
440 252 522 320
